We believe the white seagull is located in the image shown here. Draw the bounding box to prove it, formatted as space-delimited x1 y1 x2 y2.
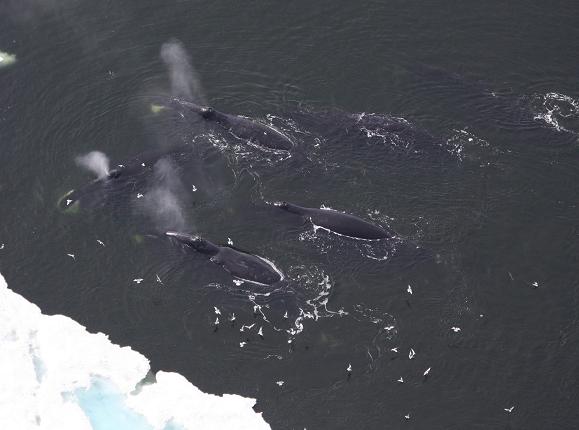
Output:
240 323 255 332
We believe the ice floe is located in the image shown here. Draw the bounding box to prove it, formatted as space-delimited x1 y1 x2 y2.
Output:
0 273 270 430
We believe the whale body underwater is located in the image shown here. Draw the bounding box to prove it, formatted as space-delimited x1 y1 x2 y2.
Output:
58 145 192 211
166 231 283 286
169 99 294 151
277 202 392 240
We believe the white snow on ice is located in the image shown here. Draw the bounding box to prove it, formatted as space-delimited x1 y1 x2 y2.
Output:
0 273 270 430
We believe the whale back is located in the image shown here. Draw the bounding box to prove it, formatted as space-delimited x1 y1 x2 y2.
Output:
217 114 293 150
217 247 282 285
308 208 390 240
192 238 221 256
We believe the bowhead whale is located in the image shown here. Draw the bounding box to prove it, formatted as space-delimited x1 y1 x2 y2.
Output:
58 145 191 212
276 202 392 240
169 98 293 151
166 231 283 286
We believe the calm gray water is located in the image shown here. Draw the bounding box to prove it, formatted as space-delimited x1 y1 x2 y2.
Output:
1 1 579 429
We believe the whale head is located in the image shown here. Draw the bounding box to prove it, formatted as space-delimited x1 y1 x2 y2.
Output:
166 231 197 245
57 175 110 213
57 189 82 213
166 231 219 255
275 201 290 210
274 201 305 215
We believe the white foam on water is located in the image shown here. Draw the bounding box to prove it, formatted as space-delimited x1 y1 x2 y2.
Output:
0 273 270 430
532 92 579 134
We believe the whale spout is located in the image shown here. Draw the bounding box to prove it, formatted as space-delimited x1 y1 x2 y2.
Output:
75 151 111 180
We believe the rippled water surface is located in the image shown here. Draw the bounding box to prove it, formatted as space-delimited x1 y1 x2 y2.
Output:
1 1 578 429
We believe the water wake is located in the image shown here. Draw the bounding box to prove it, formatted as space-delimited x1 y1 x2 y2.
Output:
530 92 579 134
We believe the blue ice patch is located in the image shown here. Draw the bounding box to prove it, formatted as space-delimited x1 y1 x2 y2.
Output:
75 378 154 430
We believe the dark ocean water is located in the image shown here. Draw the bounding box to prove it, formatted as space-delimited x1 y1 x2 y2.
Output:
1 1 579 429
